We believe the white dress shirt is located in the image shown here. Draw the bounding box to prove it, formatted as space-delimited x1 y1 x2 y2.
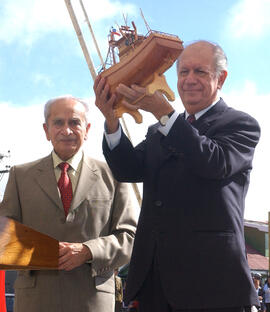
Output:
104 97 220 150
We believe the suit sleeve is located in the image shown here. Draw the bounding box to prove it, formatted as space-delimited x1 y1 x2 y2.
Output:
0 166 22 221
163 111 261 179
83 179 137 276
103 109 260 182
103 128 147 183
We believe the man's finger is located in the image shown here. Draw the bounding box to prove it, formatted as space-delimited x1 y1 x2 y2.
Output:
121 99 140 111
131 84 146 94
93 74 101 91
116 84 139 99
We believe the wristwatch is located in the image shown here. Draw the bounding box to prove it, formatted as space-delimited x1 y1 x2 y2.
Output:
159 110 175 126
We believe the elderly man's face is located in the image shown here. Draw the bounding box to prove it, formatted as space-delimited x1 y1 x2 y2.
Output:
177 42 227 114
43 98 90 160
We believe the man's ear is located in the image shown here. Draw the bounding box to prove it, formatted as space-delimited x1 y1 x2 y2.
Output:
84 123 91 141
43 123 51 141
217 70 228 89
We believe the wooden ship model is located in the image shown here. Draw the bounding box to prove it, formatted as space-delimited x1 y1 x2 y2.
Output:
64 1 183 123
100 21 184 123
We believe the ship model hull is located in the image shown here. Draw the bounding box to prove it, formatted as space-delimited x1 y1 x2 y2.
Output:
101 31 184 123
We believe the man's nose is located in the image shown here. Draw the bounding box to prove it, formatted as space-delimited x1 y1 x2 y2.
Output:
61 124 73 135
185 71 197 83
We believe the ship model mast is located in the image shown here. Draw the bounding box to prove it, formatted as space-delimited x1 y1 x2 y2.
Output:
105 9 151 67
105 21 145 67
100 23 183 123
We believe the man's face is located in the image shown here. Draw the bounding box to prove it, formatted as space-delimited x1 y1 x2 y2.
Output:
43 98 90 160
177 42 227 114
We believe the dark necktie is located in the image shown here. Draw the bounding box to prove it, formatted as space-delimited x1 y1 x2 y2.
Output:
187 114 196 124
58 162 73 216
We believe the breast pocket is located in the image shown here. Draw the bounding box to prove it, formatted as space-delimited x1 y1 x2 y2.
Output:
77 198 114 236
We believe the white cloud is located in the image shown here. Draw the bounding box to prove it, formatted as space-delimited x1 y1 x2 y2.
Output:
33 73 53 87
0 95 150 167
80 0 136 22
222 81 270 222
0 0 69 46
0 97 143 210
228 0 270 39
0 0 137 46
0 101 50 165
1 84 268 219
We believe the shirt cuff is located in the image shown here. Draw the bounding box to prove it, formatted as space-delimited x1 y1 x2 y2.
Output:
104 122 121 150
158 111 180 136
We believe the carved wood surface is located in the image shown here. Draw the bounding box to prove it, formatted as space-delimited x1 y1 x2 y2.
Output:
101 32 184 123
0 217 59 270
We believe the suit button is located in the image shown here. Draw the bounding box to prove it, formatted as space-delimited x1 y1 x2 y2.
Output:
154 200 162 207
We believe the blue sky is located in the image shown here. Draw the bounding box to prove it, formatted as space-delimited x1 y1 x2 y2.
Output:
0 0 270 221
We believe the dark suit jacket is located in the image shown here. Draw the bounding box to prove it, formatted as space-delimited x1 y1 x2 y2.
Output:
103 99 261 310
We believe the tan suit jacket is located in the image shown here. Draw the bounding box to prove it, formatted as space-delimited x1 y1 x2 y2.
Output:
0 153 137 312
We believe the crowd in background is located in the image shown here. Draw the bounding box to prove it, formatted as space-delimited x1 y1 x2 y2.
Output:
248 274 270 312
114 271 270 312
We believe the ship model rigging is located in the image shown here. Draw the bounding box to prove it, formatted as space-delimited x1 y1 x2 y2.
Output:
65 0 183 124
101 17 184 123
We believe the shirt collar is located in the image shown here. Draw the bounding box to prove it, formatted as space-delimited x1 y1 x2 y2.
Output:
52 149 83 172
185 97 220 120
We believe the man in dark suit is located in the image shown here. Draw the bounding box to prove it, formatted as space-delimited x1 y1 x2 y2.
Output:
94 40 261 312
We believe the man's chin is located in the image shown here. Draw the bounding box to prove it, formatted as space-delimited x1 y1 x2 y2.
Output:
55 148 77 161
185 99 201 106
182 93 201 103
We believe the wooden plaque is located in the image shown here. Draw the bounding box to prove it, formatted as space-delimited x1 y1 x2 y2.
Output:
0 217 58 270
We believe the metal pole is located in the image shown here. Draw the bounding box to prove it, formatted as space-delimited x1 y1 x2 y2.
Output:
64 0 97 80
79 0 105 70
64 0 142 207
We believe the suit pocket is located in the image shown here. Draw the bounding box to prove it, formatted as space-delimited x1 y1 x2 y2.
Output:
14 271 36 289
195 230 235 251
85 199 113 232
95 271 114 294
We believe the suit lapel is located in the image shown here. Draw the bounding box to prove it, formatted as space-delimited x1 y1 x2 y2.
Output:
70 155 99 211
193 99 228 134
35 155 62 209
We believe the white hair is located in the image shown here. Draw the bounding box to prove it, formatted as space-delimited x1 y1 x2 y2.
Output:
176 40 228 77
44 95 90 124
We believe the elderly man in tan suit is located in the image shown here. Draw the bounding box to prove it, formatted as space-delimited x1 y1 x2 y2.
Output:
0 95 137 312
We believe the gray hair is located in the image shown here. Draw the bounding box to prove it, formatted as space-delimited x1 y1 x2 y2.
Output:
44 95 90 124
176 40 228 77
